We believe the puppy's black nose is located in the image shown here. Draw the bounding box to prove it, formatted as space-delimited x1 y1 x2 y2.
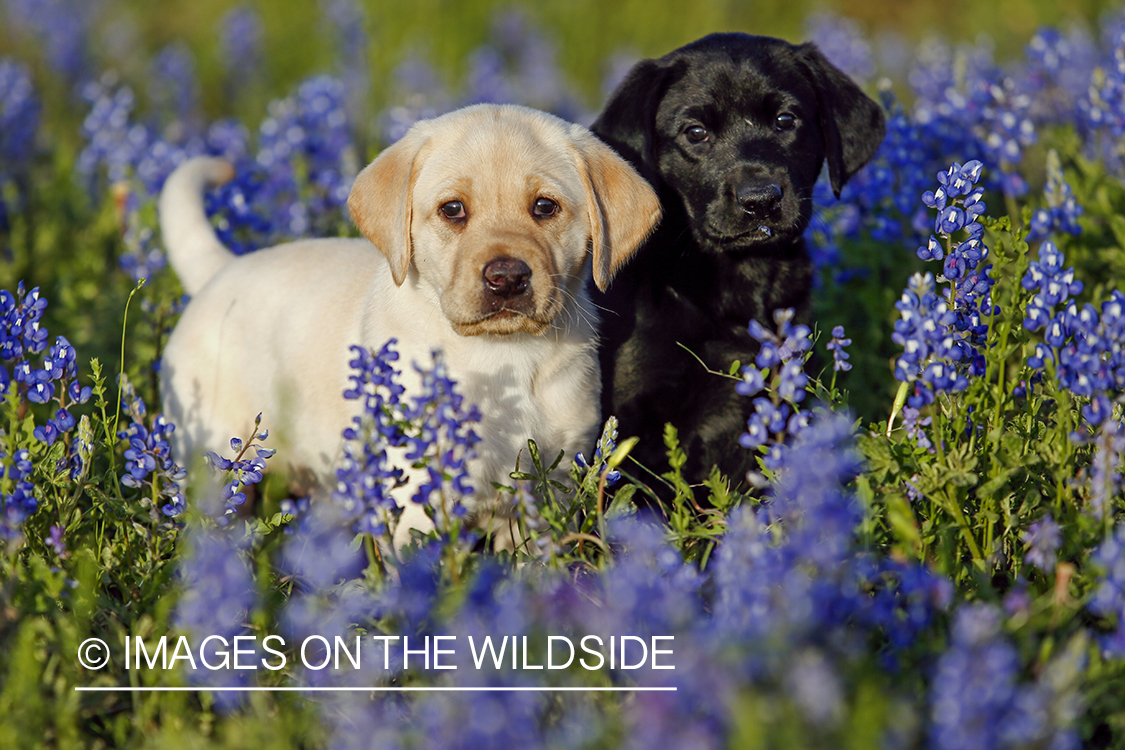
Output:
736 183 783 217
483 257 531 298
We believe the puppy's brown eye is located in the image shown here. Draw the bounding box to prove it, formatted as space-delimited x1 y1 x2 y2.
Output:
532 197 559 218
685 125 709 143
440 200 466 220
775 113 797 131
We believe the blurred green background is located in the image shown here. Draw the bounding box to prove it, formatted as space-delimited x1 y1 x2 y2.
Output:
4 0 1120 118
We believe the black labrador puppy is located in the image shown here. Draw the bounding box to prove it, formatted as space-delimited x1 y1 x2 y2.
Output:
590 33 885 493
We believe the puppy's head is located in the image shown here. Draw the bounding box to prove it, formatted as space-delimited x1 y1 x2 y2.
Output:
592 34 885 255
349 104 660 335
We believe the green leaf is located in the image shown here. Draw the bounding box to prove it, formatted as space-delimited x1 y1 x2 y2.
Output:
545 448 566 474
885 490 922 557
526 439 543 474
703 465 734 513
605 484 638 519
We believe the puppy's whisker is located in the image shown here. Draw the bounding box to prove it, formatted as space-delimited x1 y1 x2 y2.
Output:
557 288 598 331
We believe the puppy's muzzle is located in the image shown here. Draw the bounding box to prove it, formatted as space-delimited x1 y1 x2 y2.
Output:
736 182 783 221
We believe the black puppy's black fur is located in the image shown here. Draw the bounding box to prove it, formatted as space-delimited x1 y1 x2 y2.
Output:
590 33 885 492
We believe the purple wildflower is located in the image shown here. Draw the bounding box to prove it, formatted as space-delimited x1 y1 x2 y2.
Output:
1022 515 1062 573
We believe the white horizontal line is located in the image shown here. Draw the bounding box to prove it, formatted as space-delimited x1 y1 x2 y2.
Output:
74 686 676 693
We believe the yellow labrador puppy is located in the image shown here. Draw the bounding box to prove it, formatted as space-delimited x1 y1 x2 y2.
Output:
159 104 660 545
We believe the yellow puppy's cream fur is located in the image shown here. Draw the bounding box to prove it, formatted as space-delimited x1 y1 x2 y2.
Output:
159 104 660 545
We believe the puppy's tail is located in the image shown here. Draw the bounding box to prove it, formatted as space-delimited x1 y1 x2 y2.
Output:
160 157 237 296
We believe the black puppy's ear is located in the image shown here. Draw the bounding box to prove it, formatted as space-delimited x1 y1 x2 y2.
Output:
591 58 683 180
797 43 886 198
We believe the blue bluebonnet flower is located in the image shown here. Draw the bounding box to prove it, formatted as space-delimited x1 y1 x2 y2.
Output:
738 309 814 457
116 187 167 281
278 496 309 531
319 0 369 119
1091 523 1125 658
901 406 934 451
280 503 369 593
174 523 259 711
333 341 407 536
202 413 274 522
76 64 359 275
1088 418 1125 519
46 524 66 557
400 350 482 528
1027 150 1084 242
252 74 357 239
910 38 1041 198
378 9 588 143
826 324 852 372
805 88 935 274
1022 244 1125 434
892 272 967 408
930 603 1081 750
297 413 972 748
574 416 622 488
1078 28 1125 174
1022 515 1061 573
601 519 705 635
0 282 49 392
2 0 93 85
277 502 387 750
716 414 861 643
805 11 875 84
148 42 200 134
380 54 451 144
908 40 992 177
764 413 863 567
29 335 92 458
1023 25 1097 124
1021 240 1083 332
464 10 587 122
218 4 263 101
0 284 91 475
896 161 995 406
334 340 480 540
0 445 36 544
77 75 147 191
929 604 1025 749
712 412 956 730
978 78 1036 197
0 59 39 177
116 375 187 519
862 557 953 660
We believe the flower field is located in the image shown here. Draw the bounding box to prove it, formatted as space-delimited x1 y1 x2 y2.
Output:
3 1 1125 748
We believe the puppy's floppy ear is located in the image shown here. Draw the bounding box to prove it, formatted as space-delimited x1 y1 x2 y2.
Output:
348 131 427 286
796 43 886 198
590 58 684 181
572 127 662 291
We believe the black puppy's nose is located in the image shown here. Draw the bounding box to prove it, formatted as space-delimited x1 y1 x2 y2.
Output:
736 183 783 217
483 257 531 298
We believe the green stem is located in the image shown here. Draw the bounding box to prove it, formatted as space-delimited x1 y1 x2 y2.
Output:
932 405 985 565
112 279 146 442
